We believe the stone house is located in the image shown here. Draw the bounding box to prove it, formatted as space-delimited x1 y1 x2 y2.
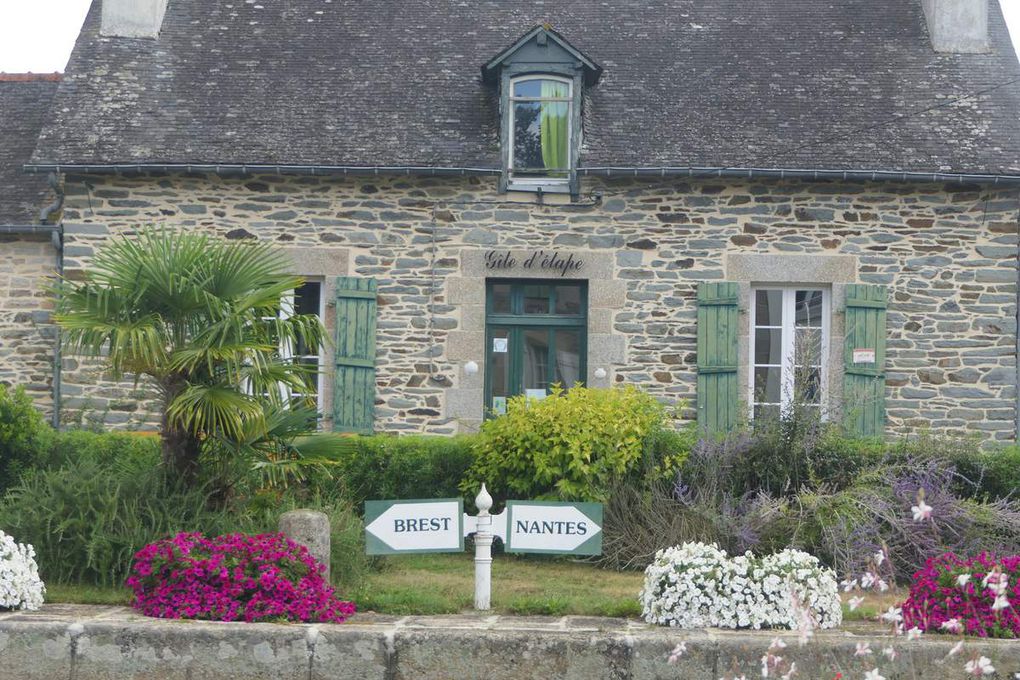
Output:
3 0 1020 440
0 74 61 421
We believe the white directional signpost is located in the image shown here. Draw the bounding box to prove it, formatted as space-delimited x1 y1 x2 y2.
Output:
364 499 463 555
365 486 603 610
504 501 602 555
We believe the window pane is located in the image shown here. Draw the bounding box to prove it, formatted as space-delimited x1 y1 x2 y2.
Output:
513 101 544 172
490 283 511 314
292 282 322 357
522 284 550 314
794 366 822 404
294 282 321 316
794 328 823 367
795 290 823 327
513 79 569 98
754 328 783 366
554 330 582 388
294 356 320 397
513 99 569 175
754 367 782 403
753 404 781 423
755 290 783 326
489 328 511 415
522 329 550 396
554 285 582 315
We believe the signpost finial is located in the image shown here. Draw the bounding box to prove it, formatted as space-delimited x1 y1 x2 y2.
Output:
475 484 493 516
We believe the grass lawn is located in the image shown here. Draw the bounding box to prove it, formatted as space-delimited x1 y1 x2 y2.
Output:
354 552 644 617
46 583 131 606
42 554 906 622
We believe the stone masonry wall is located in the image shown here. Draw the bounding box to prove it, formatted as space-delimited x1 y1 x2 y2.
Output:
57 173 1019 441
0 234 56 416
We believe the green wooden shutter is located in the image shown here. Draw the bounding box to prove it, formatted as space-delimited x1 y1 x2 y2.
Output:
697 282 741 434
333 277 377 434
843 284 887 437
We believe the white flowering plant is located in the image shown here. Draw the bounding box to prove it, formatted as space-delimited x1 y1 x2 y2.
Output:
0 530 45 611
639 542 841 630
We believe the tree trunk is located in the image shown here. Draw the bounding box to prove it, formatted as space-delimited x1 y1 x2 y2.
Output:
160 380 202 487
160 423 202 487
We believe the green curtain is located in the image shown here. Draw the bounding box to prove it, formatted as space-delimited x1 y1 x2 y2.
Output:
540 81 569 174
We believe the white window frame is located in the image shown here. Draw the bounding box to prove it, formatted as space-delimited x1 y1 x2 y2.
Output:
279 279 326 417
748 286 831 420
507 74 573 193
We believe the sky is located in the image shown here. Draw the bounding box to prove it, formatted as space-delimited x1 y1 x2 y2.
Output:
0 0 1018 73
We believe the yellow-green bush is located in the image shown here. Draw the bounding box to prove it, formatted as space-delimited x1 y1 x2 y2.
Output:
462 385 672 502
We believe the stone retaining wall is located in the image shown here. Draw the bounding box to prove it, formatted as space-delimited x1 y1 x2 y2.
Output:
2 606 1019 679
57 173 1020 439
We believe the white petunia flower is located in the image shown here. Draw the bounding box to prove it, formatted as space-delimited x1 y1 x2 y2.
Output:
957 574 972 588
0 530 45 611
906 626 922 640
941 618 963 634
880 606 903 624
848 596 865 611
912 489 933 521
855 642 872 656
947 641 964 658
864 669 885 680
873 550 885 567
964 656 994 676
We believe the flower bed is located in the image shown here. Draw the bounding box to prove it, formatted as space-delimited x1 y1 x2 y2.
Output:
901 552 1020 638
126 532 355 623
639 542 842 630
0 530 45 611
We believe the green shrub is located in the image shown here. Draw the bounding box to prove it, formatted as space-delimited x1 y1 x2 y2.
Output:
973 446 1020 500
462 385 671 502
639 422 697 484
308 434 477 506
0 444 369 589
43 429 160 468
0 384 54 493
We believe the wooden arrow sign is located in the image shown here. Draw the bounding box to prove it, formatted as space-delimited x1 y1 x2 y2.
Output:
504 501 603 555
364 499 464 555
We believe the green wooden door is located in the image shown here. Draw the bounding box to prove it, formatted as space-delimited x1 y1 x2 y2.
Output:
333 277 377 434
843 284 887 437
697 282 740 434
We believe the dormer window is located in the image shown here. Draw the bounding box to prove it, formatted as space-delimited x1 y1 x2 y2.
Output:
483 26 602 196
510 76 572 186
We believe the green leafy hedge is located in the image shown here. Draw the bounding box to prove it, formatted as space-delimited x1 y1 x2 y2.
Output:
305 434 477 505
0 384 54 493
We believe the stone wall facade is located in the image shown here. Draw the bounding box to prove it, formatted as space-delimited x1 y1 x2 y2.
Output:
55 173 1020 441
0 234 57 417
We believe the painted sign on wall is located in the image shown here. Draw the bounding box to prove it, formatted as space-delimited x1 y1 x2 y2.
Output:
484 249 584 277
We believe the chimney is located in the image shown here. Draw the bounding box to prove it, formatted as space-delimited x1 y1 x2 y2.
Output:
100 0 170 39
920 0 989 53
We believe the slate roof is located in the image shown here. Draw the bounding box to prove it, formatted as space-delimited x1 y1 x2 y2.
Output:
28 0 1020 177
0 75 59 223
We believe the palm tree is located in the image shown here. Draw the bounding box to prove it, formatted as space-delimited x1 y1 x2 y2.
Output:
54 230 325 486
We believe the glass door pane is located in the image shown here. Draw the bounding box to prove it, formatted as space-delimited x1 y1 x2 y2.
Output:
488 327 512 415
554 329 583 388
522 328 551 399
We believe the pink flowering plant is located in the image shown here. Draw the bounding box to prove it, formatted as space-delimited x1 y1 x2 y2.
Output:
901 551 1020 638
126 532 355 623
